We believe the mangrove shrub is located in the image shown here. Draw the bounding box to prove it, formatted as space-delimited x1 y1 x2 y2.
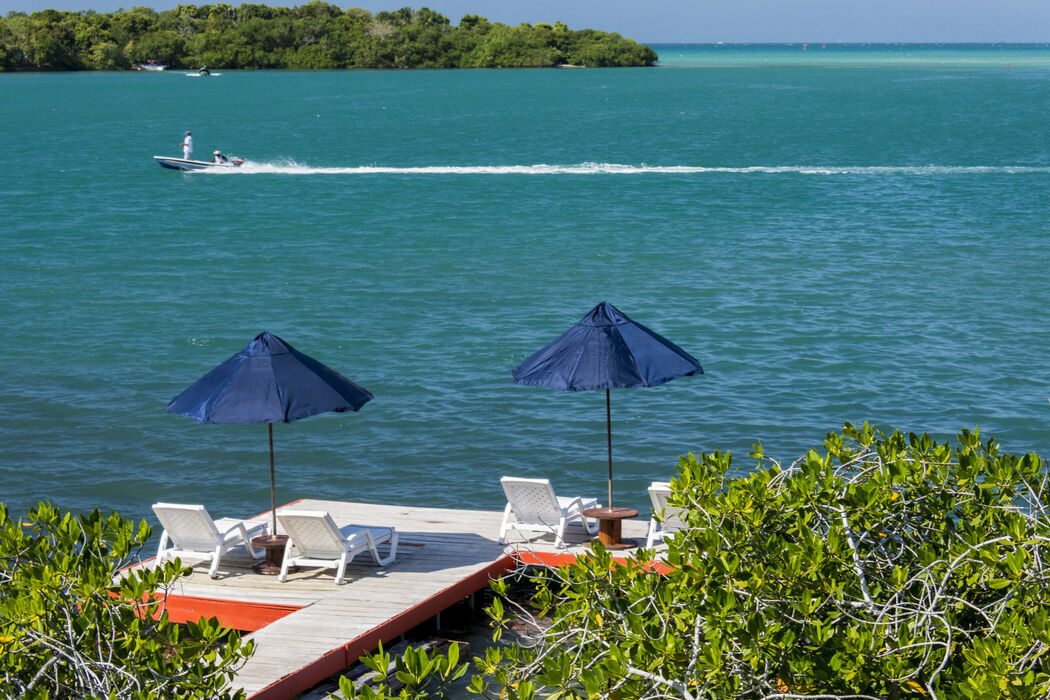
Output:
0 502 254 698
473 424 1050 699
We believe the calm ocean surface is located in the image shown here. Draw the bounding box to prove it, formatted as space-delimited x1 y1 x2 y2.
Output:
3 44 1050 526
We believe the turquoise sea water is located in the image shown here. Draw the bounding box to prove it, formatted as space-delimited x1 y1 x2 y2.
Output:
3 44 1050 525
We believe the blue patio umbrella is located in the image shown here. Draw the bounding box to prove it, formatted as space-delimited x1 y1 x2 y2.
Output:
166 331 373 535
512 302 702 508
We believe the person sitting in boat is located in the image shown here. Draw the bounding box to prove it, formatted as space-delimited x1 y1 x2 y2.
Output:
212 150 228 164
198 65 209 75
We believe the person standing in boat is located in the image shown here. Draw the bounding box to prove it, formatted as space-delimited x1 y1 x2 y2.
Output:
180 131 193 160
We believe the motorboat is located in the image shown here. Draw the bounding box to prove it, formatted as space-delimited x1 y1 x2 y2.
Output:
133 60 167 71
154 155 244 171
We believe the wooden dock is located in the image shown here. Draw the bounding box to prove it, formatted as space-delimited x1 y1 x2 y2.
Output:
134 498 653 699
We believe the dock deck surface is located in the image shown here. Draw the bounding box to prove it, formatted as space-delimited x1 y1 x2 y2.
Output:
134 498 652 698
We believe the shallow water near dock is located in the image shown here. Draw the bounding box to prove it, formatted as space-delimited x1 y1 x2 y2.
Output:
3 44 1050 525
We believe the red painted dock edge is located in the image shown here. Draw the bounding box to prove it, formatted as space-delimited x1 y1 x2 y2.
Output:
246 549 673 699
516 549 674 575
248 554 518 700
159 594 302 632
144 551 667 637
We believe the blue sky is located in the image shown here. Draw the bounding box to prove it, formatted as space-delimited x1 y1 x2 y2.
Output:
2 0 1048 43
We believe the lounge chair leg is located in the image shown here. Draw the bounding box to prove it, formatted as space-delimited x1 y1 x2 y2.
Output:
335 552 349 585
155 531 170 565
208 544 223 578
498 503 513 544
277 538 294 582
646 521 659 549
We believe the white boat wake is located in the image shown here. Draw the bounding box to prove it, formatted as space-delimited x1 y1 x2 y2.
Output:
205 161 1050 176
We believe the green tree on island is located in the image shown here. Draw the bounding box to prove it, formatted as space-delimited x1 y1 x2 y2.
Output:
0 4 658 71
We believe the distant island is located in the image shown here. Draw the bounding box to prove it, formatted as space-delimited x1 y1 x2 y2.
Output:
0 4 658 71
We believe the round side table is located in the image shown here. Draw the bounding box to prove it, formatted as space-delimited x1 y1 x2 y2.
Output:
582 507 639 550
251 534 298 575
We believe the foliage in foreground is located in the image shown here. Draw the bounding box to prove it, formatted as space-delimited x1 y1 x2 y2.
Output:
0 4 658 71
337 640 469 699
470 424 1050 699
0 502 254 699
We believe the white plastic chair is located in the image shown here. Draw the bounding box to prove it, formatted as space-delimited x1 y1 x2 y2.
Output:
152 503 266 578
276 510 398 584
645 482 688 548
498 476 599 548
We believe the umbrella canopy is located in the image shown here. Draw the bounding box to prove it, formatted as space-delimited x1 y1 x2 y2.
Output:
512 302 702 507
167 331 373 534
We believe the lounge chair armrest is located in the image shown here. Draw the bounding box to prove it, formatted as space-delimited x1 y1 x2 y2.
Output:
566 496 585 516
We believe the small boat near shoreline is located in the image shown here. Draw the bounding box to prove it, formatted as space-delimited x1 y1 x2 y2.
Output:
154 155 244 171
133 60 167 71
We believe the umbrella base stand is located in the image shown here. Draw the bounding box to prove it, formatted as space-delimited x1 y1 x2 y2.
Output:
583 507 639 550
251 535 299 576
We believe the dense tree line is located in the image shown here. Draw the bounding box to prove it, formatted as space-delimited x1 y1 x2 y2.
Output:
0 3 658 71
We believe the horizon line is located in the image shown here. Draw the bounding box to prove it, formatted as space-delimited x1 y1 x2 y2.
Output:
640 41 1050 45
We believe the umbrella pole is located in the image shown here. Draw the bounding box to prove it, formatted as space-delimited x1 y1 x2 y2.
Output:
268 422 276 535
606 388 613 509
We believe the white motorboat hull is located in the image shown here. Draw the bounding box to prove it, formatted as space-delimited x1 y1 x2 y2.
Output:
154 155 242 171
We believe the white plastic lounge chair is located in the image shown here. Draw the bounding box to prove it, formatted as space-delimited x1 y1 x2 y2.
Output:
152 502 266 578
498 476 599 548
276 510 398 584
645 482 688 548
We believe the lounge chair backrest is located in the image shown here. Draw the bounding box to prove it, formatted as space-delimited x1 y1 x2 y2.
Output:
648 482 687 531
277 510 347 559
152 503 221 551
501 477 562 524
